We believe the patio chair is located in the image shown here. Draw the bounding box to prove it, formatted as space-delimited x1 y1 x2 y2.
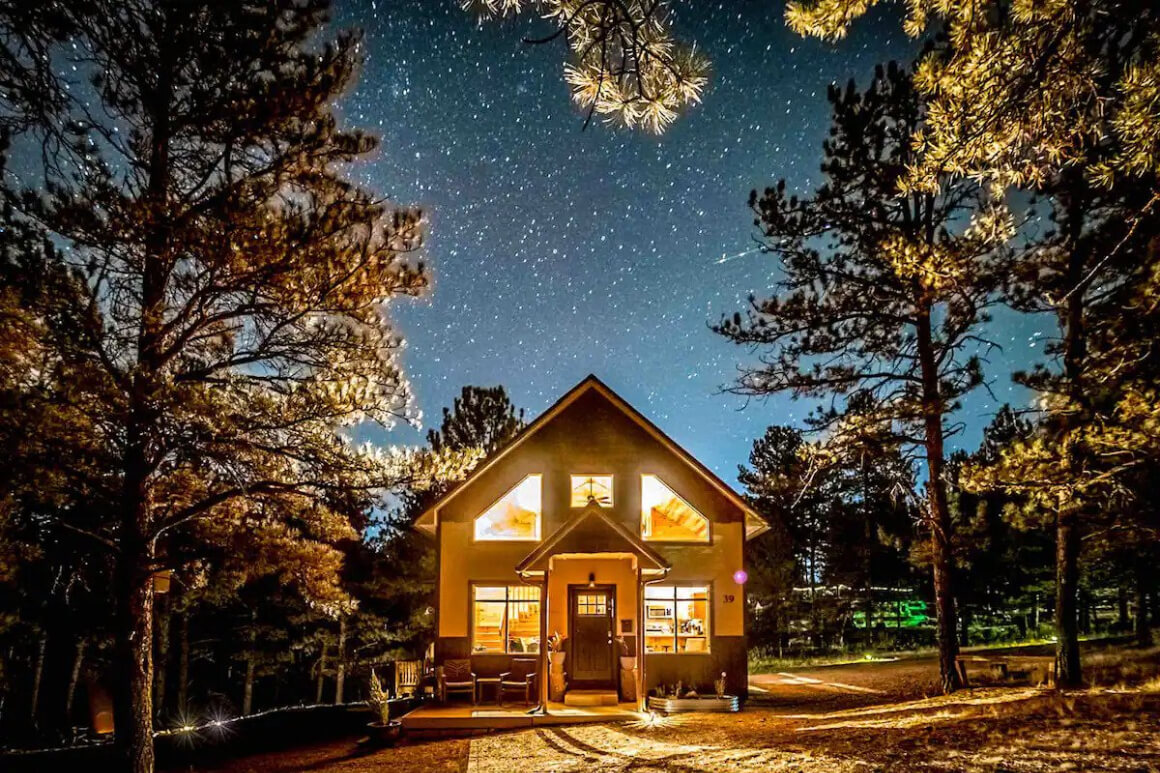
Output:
499 658 538 705
438 658 476 704
394 659 422 697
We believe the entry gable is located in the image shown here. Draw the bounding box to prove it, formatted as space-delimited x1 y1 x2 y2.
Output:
516 504 670 574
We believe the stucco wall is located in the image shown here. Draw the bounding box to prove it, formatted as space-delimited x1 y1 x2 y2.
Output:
545 557 638 640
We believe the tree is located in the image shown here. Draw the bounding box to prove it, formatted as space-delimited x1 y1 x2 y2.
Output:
947 406 1053 644
715 62 1009 692
463 0 708 133
739 423 916 651
1 2 426 768
362 385 526 660
427 385 526 458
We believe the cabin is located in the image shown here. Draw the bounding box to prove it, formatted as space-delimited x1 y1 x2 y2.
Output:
414 375 768 710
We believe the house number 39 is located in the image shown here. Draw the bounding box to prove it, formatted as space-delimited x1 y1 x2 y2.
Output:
722 594 736 603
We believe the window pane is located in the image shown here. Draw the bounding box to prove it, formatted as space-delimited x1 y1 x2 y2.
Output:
473 586 540 654
641 475 709 542
676 587 709 653
570 475 613 507
644 586 710 654
475 475 542 540
474 586 507 601
507 586 540 653
472 601 507 653
644 587 675 653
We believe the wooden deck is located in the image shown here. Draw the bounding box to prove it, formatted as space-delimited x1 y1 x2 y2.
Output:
400 701 642 731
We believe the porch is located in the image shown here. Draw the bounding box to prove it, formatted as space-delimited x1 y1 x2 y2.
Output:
399 700 643 731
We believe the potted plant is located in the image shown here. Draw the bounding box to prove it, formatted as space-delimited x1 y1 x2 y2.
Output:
547 631 567 666
547 631 567 701
615 636 636 670
366 669 402 745
616 637 637 701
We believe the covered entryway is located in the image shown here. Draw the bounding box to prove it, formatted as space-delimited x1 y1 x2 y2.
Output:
568 585 616 688
515 503 671 709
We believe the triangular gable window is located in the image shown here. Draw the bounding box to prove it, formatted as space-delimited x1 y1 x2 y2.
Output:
474 475 541 541
641 474 709 542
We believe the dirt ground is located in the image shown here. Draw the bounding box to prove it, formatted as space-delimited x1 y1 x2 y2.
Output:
190 642 1160 773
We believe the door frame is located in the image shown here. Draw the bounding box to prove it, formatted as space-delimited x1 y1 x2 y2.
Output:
567 583 617 689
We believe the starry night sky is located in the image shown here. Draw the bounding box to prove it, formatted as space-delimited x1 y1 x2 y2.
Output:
336 0 1043 479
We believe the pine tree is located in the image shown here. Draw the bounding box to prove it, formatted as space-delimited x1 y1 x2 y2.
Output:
716 62 1010 692
1 2 426 768
463 0 708 133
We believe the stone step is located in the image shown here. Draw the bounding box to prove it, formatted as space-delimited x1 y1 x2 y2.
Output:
563 690 619 707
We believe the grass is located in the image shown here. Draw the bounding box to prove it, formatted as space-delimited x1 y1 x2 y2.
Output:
747 632 1132 674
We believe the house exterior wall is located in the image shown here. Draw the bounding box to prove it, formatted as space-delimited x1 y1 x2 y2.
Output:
432 386 750 698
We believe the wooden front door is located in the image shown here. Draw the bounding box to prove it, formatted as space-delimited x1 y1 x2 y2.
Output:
568 585 616 688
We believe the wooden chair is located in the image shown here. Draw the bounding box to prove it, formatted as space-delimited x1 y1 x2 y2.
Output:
438 658 476 703
499 658 538 705
394 659 422 697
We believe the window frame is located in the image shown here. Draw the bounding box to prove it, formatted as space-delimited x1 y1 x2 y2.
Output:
639 474 712 544
642 583 712 655
469 583 543 655
570 474 614 508
471 474 543 543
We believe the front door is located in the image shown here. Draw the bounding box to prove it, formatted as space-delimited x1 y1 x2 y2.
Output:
568 585 616 688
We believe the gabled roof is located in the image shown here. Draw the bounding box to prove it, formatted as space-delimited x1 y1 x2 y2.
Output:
515 503 670 574
414 374 770 539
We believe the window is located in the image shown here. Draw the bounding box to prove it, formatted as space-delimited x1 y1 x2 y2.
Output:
641 475 710 542
575 593 608 616
474 475 541 541
472 585 541 654
644 585 709 653
570 475 613 507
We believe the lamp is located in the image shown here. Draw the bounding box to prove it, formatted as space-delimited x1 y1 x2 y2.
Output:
588 572 596 588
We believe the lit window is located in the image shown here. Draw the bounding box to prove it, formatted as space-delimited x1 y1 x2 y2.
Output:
641 475 709 542
570 475 613 507
644 585 709 653
472 585 541 654
575 593 608 616
474 475 541 541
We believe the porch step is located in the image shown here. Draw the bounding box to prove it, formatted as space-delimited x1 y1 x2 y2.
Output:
563 690 619 707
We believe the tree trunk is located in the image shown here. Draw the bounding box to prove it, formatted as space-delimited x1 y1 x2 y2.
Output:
915 300 961 693
1118 586 1130 628
242 610 257 715
1079 589 1091 635
334 617 347 704
1137 562 1153 648
154 593 170 719
65 639 86 720
177 607 190 715
1055 512 1082 687
315 643 327 704
29 632 47 722
112 536 156 773
1053 174 1088 690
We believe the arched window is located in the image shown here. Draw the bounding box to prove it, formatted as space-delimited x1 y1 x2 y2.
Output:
474 475 542 541
641 474 709 542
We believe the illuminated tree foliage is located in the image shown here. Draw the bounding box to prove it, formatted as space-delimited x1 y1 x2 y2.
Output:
783 0 1160 191
0 1 426 769
716 63 1010 692
462 0 708 133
